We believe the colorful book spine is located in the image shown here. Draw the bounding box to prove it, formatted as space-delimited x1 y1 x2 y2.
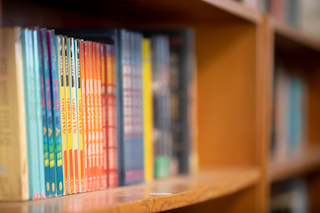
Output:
38 29 50 199
101 44 108 188
65 37 74 194
97 43 104 189
41 28 55 197
92 42 97 190
75 39 85 192
142 38 153 182
106 44 118 187
0 27 29 201
56 35 68 195
47 30 63 196
87 41 93 191
80 40 88 192
69 38 80 193
32 27 46 198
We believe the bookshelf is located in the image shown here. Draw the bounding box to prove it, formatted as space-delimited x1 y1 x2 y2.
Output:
0 0 320 212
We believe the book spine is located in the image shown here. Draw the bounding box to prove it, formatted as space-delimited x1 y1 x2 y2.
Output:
92 42 97 190
142 38 153 182
101 44 108 188
80 40 88 192
38 29 50 198
87 41 93 191
70 38 79 193
0 27 29 201
66 37 74 194
32 28 46 198
106 44 118 187
41 29 55 197
85 41 91 191
76 39 85 192
59 36 69 195
97 43 104 189
56 35 67 195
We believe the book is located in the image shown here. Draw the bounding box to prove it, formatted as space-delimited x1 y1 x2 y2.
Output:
40 28 55 197
56 35 68 195
80 40 88 192
69 38 80 193
47 30 64 196
31 27 46 199
106 44 118 187
65 37 74 194
0 27 29 201
22 28 41 200
75 39 85 192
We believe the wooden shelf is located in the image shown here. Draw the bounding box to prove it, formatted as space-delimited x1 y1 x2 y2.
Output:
0 167 259 213
270 144 320 182
273 19 320 53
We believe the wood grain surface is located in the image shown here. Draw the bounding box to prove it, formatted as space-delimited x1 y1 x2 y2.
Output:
0 167 259 213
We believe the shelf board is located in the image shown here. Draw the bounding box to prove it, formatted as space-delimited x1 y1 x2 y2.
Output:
270 144 320 182
273 19 320 53
0 167 259 213
202 0 262 24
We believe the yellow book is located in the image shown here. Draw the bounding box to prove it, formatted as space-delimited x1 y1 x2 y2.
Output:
0 27 29 201
69 38 79 193
57 35 68 195
142 39 153 182
65 37 74 194
75 39 84 192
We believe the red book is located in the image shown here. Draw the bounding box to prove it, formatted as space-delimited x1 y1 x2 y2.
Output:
106 44 118 187
92 42 98 190
101 45 108 189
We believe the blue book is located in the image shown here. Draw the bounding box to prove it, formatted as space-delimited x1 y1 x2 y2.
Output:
31 27 46 199
41 28 55 197
21 28 41 200
39 29 51 198
47 30 64 196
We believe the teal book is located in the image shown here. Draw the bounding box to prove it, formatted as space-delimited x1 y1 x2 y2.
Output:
31 27 46 199
47 30 63 196
41 28 55 197
21 28 41 200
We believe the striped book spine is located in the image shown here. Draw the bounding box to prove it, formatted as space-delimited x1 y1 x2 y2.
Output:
41 28 55 197
75 39 85 192
106 44 118 187
56 35 68 195
66 37 74 194
32 28 46 198
80 40 88 192
70 38 80 193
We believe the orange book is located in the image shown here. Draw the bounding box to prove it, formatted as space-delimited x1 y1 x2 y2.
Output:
86 41 93 191
91 42 97 191
97 43 104 189
101 44 108 189
79 40 86 192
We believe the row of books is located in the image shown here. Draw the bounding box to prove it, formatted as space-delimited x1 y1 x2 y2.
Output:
270 177 308 213
271 63 307 164
0 27 194 201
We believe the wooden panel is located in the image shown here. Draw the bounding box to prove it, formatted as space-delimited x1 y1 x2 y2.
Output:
270 144 320 182
2 0 261 29
307 170 320 213
0 167 259 213
165 186 257 213
196 22 257 167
